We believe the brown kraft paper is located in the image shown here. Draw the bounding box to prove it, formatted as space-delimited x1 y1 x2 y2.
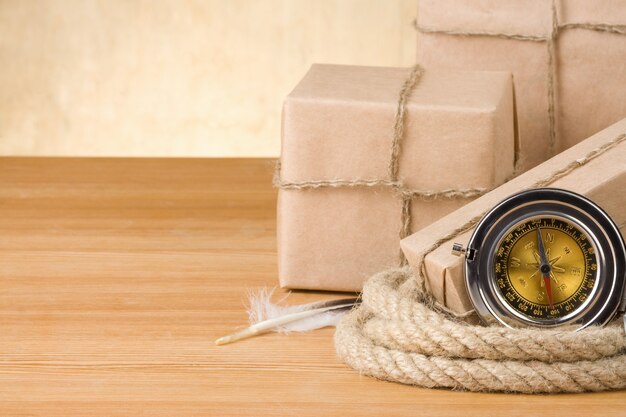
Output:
401 117 626 314
277 64 515 291
415 0 626 172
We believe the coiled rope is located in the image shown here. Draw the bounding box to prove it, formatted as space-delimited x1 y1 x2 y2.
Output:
335 267 626 393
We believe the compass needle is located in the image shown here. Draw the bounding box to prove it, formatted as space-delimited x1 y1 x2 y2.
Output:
536 227 555 309
461 189 623 330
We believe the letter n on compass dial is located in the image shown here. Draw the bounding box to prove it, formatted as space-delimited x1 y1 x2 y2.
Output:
493 217 598 320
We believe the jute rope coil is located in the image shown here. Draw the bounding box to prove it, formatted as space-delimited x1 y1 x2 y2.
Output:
415 0 626 158
335 268 626 393
335 132 626 393
359 269 626 363
275 0 626 392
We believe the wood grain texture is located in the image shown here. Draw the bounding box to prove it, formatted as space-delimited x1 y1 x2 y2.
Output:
0 157 624 416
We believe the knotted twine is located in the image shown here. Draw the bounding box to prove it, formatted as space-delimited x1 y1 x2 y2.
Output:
275 1 626 392
274 64 490 264
334 131 626 393
415 0 626 158
275 0 626 261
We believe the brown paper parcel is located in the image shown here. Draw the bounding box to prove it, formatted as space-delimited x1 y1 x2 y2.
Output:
277 64 515 291
415 0 626 172
401 117 626 315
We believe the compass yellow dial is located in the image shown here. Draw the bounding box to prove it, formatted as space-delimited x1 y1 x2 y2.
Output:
493 217 598 320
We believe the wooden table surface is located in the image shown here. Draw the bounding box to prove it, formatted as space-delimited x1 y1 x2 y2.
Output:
1 157 624 416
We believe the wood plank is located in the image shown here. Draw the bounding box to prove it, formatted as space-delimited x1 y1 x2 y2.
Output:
0 157 624 416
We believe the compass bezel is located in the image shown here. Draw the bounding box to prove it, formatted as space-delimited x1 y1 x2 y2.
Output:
465 188 626 330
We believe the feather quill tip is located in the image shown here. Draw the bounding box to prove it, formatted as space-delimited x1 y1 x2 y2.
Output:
215 327 259 346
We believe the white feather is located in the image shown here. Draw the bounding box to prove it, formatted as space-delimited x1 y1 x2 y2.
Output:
215 288 358 345
247 288 347 333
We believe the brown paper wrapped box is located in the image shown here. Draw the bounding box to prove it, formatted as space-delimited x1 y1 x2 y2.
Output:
416 0 626 172
401 117 626 314
277 64 515 291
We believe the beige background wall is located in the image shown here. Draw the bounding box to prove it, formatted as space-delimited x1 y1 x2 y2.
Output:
0 0 417 157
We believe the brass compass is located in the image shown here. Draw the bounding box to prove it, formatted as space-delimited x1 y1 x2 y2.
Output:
453 188 626 329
